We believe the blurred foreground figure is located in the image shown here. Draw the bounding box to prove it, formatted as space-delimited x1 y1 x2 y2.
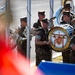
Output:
0 3 43 74
0 14 43 75
0 40 43 75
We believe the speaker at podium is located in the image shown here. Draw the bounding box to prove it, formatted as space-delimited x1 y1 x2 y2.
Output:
37 60 75 75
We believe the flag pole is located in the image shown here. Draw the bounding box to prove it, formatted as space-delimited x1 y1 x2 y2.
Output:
49 0 54 61
27 0 31 59
6 0 10 46
49 0 54 18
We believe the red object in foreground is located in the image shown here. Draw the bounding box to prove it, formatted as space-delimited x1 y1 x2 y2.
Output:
0 40 43 75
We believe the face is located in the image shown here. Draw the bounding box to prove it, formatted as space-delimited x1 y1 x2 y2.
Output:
63 15 70 22
21 21 27 27
38 14 45 21
41 22 48 29
64 8 70 11
44 23 48 29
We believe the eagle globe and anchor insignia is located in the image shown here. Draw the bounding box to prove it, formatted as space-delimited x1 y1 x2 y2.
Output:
48 27 70 52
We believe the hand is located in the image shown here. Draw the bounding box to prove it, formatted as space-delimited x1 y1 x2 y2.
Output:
46 41 51 45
